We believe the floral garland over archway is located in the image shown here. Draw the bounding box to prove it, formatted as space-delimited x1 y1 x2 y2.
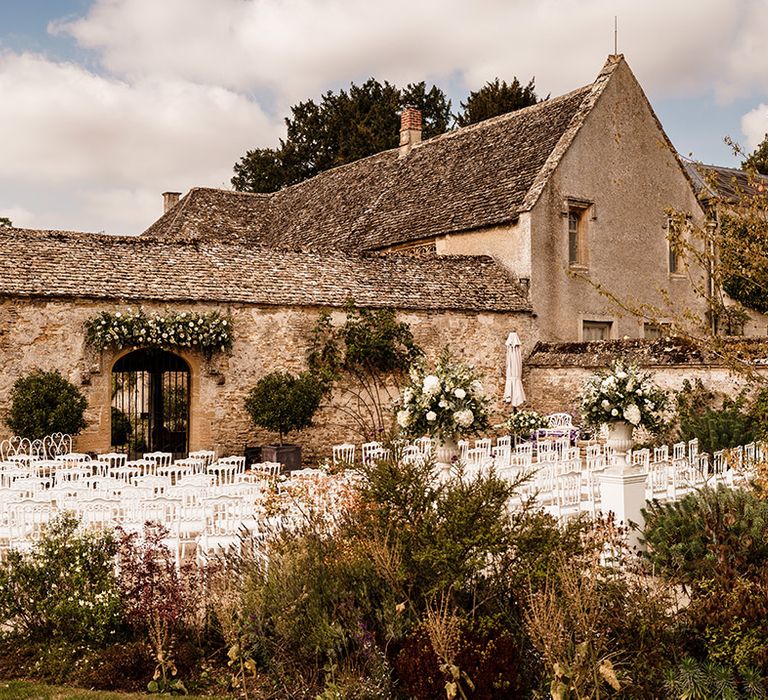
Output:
85 309 233 359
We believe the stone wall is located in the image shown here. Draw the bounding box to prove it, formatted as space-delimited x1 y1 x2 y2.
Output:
524 338 768 420
0 297 534 463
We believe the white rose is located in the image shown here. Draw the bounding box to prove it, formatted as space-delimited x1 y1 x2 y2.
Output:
601 399 610 409
403 388 414 403
422 375 441 396
396 410 411 428
470 380 484 395
616 371 627 379
611 408 619 417
454 388 466 399
426 411 437 422
439 400 448 408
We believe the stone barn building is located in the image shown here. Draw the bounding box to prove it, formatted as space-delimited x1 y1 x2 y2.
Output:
0 54 708 458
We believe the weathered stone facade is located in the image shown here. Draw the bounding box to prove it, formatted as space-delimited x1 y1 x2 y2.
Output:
0 297 535 460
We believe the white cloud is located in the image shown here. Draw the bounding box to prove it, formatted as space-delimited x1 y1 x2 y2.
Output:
741 104 768 150
0 51 278 233
51 0 765 104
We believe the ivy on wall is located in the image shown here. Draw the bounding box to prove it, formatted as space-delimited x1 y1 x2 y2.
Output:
85 309 233 358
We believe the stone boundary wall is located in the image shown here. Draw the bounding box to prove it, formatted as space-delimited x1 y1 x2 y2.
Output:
524 338 768 420
0 297 537 463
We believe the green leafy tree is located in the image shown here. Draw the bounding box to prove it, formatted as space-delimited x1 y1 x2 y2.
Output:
307 302 423 440
743 133 768 176
0 217 12 228
232 79 451 193
6 369 88 440
244 371 324 444
455 77 540 127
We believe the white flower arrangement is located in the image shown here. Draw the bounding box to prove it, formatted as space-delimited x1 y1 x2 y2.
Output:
579 360 667 433
505 409 549 438
394 348 490 441
85 308 233 358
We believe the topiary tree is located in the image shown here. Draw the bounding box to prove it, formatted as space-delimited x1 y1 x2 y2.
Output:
6 369 88 440
244 371 324 445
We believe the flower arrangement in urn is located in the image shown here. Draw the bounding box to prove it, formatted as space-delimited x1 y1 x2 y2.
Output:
504 409 550 440
395 349 490 442
579 360 667 432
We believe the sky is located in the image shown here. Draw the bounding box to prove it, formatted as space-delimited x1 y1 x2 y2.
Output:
1 0 767 236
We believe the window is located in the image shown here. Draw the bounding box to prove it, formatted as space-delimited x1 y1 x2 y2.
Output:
644 322 671 339
667 217 683 274
582 320 612 341
568 207 588 267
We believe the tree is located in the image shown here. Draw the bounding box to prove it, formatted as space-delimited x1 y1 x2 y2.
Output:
244 371 324 445
455 77 540 127
6 369 88 440
743 133 768 176
232 79 451 193
0 217 12 228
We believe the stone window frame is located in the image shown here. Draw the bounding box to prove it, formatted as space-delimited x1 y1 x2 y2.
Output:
563 198 594 271
580 316 614 341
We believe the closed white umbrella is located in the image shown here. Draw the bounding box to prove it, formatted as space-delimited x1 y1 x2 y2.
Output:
503 331 526 406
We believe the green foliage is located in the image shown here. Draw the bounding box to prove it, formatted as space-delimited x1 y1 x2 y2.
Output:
0 513 124 647
110 406 132 447
455 76 540 127
307 303 423 439
743 133 768 176
232 79 451 193
675 379 756 453
642 485 768 584
0 217 12 228
720 212 768 313
6 369 88 440
244 371 324 444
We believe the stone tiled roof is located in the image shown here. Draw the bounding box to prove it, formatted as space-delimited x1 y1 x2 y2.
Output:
685 162 768 204
0 228 530 313
143 57 626 252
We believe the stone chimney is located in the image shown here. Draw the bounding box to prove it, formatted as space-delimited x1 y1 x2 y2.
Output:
162 191 181 213
399 106 422 158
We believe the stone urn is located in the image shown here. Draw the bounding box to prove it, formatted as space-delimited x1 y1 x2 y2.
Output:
435 437 458 477
606 420 634 471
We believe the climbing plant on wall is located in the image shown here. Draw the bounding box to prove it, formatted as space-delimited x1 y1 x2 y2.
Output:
85 309 233 358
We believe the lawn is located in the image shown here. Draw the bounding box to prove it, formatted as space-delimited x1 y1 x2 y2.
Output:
0 681 231 700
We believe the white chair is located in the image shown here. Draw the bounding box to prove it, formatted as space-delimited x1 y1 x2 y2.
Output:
361 442 382 465
143 452 173 471
332 443 355 466
188 450 216 468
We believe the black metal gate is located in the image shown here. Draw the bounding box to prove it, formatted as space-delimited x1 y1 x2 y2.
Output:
111 349 190 459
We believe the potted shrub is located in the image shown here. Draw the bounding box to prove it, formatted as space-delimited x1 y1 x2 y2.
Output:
244 371 324 471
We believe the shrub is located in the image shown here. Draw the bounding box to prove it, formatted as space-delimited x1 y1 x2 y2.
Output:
642 485 768 585
675 379 755 453
0 513 124 647
6 369 88 440
244 371 324 444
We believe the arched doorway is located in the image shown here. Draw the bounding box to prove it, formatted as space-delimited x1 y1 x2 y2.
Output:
111 349 190 458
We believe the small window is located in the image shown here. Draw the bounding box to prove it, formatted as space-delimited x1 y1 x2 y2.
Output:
568 207 588 267
644 322 671 339
583 320 612 341
667 217 683 274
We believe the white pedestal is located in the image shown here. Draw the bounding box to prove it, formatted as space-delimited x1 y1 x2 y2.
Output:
598 469 648 552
